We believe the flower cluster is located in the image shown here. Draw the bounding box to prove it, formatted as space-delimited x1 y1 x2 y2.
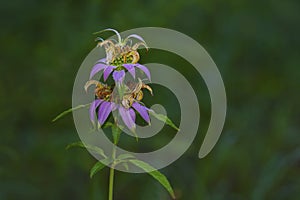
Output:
85 29 153 132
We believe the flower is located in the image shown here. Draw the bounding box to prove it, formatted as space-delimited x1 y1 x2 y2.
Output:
86 29 153 133
86 80 152 131
94 28 148 64
89 96 151 132
89 29 151 84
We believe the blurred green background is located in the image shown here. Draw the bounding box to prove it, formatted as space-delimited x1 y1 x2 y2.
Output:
1 0 300 199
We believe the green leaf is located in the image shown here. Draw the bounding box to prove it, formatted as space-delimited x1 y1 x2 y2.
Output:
114 154 135 169
90 162 105 178
52 103 90 122
117 153 136 160
111 125 122 144
66 141 107 158
149 110 180 131
122 162 129 171
90 158 111 178
129 159 176 199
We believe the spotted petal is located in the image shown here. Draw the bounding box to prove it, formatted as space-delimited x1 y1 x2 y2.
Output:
119 106 136 131
98 101 112 125
89 99 103 123
90 63 107 79
136 64 151 81
132 102 150 123
123 64 136 78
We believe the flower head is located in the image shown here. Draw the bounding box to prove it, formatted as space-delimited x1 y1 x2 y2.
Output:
85 29 153 133
85 79 153 131
90 29 150 84
95 28 148 64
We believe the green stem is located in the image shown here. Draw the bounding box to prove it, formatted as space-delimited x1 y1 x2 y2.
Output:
108 166 114 200
108 144 117 200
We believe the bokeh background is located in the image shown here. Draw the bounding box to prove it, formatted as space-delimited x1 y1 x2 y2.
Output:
1 0 300 199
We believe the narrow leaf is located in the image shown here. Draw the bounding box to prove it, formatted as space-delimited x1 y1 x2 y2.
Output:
117 153 136 160
122 162 129 171
90 162 105 178
149 111 180 131
129 159 176 199
90 158 111 178
66 141 107 158
52 104 90 122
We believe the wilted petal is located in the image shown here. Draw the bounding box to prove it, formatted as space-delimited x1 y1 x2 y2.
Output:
98 101 112 125
119 106 136 131
129 108 136 121
97 28 122 44
132 102 150 123
135 64 151 81
90 63 107 79
125 34 147 44
112 70 125 83
89 99 103 122
103 66 116 81
123 64 135 78
84 80 101 93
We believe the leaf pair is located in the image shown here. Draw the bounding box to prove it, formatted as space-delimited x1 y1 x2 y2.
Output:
66 142 175 199
90 152 176 199
59 106 178 199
